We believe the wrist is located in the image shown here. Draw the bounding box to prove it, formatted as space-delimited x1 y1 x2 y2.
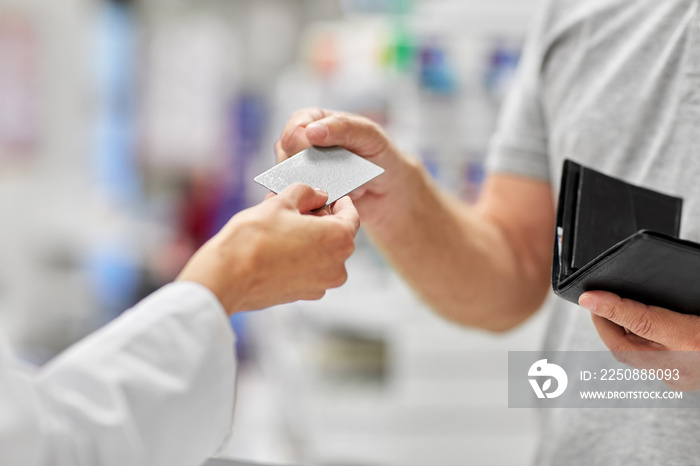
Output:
176 237 247 316
364 155 427 240
171 280 232 320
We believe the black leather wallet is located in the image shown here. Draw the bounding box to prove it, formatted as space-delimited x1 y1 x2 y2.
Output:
552 160 700 315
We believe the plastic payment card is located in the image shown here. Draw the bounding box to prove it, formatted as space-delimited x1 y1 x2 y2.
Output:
254 146 385 205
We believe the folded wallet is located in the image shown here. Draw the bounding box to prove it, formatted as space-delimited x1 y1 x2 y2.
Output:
552 160 700 315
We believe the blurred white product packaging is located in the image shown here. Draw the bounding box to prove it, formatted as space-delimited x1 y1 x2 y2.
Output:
140 15 239 171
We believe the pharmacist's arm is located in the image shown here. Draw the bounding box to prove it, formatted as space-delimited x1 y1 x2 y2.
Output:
0 282 235 466
276 109 554 332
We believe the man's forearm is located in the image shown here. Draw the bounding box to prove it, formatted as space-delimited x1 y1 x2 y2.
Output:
272 108 554 330
366 159 554 332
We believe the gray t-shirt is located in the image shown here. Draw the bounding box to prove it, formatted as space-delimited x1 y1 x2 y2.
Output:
487 0 700 464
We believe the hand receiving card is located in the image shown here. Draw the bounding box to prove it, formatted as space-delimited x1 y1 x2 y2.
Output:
254 146 385 205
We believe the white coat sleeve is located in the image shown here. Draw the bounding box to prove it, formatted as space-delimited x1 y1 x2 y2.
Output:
0 281 236 466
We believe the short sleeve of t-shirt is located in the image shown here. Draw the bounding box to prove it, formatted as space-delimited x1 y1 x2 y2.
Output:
485 1 553 182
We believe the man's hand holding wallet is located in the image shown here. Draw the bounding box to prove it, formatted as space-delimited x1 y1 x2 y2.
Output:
553 160 700 390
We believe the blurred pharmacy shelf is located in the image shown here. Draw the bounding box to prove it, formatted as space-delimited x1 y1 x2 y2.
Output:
0 0 548 464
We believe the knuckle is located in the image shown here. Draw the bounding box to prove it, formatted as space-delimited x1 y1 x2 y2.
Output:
332 223 351 240
290 181 312 194
329 267 348 288
307 289 326 301
302 182 316 193
299 106 324 117
343 223 356 241
605 304 621 322
343 232 356 257
345 238 356 258
334 113 351 128
288 107 326 127
335 113 361 134
283 183 314 206
307 106 326 116
288 107 311 122
274 194 294 210
360 116 381 133
331 228 356 257
358 116 386 139
280 125 309 152
630 313 655 338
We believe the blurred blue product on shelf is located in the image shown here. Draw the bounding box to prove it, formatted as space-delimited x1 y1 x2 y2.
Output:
87 243 141 324
483 41 521 102
220 94 267 361
93 0 141 207
419 41 456 95
90 0 142 323
215 94 267 234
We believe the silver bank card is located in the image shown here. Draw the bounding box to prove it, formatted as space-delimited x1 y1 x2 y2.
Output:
254 146 385 205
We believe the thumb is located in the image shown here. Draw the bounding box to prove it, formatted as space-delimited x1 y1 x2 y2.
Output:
305 113 389 160
277 183 329 213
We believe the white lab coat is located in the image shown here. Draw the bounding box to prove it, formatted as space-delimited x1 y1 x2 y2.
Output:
0 282 236 466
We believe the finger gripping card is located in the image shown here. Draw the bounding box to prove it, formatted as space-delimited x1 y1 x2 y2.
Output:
552 160 700 315
254 146 385 205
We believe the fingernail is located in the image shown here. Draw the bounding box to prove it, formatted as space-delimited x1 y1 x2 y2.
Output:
314 187 328 195
307 122 329 139
579 294 597 313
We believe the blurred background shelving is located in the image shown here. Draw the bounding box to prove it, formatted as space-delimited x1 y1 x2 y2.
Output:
0 0 547 464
